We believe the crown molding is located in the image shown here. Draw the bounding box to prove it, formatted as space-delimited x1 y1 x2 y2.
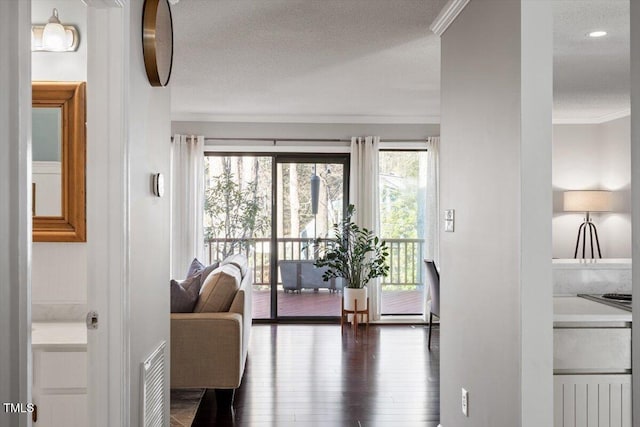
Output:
430 0 472 37
81 0 125 7
171 112 441 124
592 108 631 124
553 109 631 125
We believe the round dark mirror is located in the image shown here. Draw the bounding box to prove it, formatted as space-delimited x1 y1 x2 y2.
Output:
142 0 173 87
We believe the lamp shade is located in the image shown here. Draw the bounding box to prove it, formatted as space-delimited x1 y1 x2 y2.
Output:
563 190 612 212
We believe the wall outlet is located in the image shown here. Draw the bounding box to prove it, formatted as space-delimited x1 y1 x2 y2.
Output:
461 388 469 416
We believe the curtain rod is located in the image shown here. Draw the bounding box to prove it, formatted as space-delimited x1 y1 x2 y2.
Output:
171 136 429 143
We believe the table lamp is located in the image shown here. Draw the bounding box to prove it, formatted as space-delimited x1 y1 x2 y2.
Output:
564 190 612 259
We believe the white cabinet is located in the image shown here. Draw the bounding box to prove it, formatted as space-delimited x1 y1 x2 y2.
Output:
554 375 631 427
553 297 632 427
553 328 631 371
32 323 87 427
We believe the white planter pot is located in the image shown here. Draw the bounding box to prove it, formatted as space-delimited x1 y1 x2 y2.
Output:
344 286 367 323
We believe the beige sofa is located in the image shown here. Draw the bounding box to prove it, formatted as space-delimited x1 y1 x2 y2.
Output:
170 255 252 405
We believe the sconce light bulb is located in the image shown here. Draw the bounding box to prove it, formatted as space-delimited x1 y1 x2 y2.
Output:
42 8 68 51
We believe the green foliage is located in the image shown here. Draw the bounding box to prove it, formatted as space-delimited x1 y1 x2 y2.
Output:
314 205 389 288
280 163 344 237
380 186 419 238
379 151 423 239
204 163 269 259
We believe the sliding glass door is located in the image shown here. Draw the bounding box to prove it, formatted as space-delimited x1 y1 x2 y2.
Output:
276 157 348 318
203 155 273 319
379 150 428 316
203 153 348 320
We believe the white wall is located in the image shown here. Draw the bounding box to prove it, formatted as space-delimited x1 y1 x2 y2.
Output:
128 0 172 424
630 0 639 418
552 117 631 259
32 0 87 82
172 121 439 141
31 0 87 317
439 1 552 426
0 0 32 425
32 243 86 302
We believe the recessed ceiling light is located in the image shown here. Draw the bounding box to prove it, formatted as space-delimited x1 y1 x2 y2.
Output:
588 31 608 38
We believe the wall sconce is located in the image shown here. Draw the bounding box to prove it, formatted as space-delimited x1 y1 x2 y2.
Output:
564 190 612 259
32 8 79 52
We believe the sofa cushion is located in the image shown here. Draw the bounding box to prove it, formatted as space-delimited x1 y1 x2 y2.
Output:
186 258 206 278
197 261 220 285
194 264 241 313
187 258 220 279
171 261 220 313
220 253 249 278
170 279 199 313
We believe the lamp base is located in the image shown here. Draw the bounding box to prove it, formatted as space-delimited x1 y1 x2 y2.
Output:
574 212 602 259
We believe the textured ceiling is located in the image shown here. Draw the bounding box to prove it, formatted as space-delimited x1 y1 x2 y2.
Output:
553 0 630 123
170 0 630 124
170 0 447 122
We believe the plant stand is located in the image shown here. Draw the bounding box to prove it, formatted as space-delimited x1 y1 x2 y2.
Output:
341 297 369 337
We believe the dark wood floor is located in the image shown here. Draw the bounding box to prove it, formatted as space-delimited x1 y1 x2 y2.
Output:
192 324 440 427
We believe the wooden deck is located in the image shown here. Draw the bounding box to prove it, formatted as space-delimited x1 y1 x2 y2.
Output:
252 288 424 318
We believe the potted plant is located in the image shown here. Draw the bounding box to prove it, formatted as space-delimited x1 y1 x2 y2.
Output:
314 205 389 323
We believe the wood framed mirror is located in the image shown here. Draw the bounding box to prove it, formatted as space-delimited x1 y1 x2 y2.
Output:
32 81 86 242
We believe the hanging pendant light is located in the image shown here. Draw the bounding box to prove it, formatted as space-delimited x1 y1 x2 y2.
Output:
42 9 68 51
311 172 320 215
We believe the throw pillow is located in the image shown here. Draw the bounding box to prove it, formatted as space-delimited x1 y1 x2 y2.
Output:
194 264 241 313
186 258 206 278
170 279 199 313
184 258 220 284
197 261 220 287
171 260 220 313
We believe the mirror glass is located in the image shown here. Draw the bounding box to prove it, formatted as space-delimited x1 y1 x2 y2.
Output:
32 107 63 217
156 0 173 85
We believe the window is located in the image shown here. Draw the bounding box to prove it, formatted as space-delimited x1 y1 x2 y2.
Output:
379 150 428 315
204 153 349 320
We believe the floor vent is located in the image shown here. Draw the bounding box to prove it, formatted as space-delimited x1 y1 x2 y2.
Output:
141 341 167 427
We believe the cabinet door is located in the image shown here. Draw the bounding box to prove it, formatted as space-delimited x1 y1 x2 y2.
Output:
37 394 87 427
553 328 631 371
554 375 631 427
32 349 87 427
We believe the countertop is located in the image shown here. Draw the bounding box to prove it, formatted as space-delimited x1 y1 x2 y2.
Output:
552 258 632 269
554 296 632 324
32 322 87 349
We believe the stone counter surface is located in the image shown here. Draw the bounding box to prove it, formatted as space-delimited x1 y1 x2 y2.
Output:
554 296 632 323
553 258 631 295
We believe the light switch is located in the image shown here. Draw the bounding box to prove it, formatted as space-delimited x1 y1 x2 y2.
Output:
444 209 455 232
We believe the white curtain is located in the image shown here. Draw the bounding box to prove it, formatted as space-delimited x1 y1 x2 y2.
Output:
424 136 440 318
350 136 381 320
170 134 205 278
425 136 440 263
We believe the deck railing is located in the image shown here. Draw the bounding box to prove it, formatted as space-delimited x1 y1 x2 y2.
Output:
204 237 424 288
